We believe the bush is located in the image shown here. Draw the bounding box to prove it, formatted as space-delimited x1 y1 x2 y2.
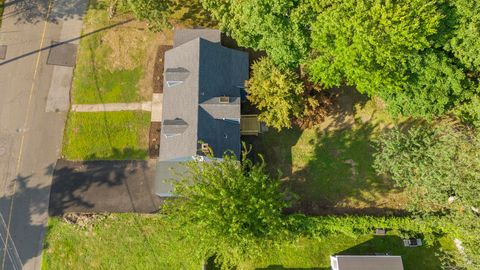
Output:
246 57 304 130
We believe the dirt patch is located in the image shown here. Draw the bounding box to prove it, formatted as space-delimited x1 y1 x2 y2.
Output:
149 122 161 158
138 31 173 99
314 86 368 132
62 213 108 229
152 45 173 93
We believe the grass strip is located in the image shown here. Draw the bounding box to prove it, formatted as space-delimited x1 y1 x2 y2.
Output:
62 111 150 160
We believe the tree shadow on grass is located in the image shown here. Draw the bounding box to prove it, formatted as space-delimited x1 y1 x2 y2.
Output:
243 127 303 181
245 87 411 216
83 147 148 161
285 122 407 216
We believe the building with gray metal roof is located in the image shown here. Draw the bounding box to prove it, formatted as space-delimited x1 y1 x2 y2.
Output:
330 255 404 270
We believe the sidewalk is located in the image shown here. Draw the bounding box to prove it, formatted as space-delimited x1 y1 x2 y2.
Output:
71 101 153 112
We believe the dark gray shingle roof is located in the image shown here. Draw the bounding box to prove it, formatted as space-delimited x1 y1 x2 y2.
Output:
199 96 241 120
159 36 249 161
165 67 190 87
163 119 189 136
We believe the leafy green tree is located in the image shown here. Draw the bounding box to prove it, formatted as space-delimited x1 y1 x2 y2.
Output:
309 0 463 116
386 50 468 117
162 150 290 269
126 0 172 31
202 0 312 68
307 0 480 122
246 57 304 130
373 122 480 213
446 0 480 71
308 0 442 87
448 211 480 269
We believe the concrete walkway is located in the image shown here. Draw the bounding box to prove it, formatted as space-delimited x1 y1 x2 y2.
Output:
70 93 163 121
151 93 163 122
71 101 153 112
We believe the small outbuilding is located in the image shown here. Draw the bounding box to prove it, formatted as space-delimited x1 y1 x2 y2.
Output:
330 255 404 270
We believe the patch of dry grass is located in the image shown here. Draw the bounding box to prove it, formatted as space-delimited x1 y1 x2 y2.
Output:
72 1 165 103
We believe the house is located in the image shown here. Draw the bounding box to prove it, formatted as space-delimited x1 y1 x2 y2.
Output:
330 255 404 270
154 29 249 197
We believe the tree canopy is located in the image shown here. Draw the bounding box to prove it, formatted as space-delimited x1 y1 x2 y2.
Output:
162 150 290 268
307 0 479 119
126 0 171 31
202 0 312 68
246 57 305 130
447 0 480 71
373 122 480 213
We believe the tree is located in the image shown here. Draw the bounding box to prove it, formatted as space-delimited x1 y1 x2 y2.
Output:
308 0 442 87
373 122 480 213
126 0 171 31
202 0 312 68
448 211 480 269
246 57 304 130
446 0 480 71
162 149 291 269
386 50 468 117
307 0 480 122
308 0 444 115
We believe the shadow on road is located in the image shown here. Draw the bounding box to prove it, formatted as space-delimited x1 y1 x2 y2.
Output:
0 18 134 66
3 0 83 25
0 173 47 270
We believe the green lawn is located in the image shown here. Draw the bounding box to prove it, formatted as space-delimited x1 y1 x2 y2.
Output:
240 234 455 270
62 112 150 160
71 0 156 104
43 215 203 270
43 215 455 270
246 90 409 213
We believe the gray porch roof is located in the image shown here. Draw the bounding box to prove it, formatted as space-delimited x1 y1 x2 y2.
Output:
173 29 221 47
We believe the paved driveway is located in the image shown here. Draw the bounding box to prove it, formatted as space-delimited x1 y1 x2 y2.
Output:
49 160 161 215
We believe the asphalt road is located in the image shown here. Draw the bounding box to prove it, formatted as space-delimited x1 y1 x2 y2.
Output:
0 0 86 269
